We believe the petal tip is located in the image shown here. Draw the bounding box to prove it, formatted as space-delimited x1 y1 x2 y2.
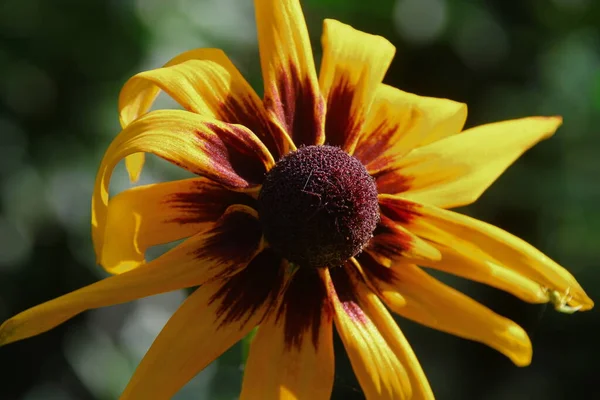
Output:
505 324 533 367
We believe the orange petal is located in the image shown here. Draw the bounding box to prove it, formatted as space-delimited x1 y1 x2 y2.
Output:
98 177 255 274
326 266 412 400
120 48 290 165
359 253 533 367
374 116 562 208
0 206 264 346
241 268 334 400
356 84 467 169
379 196 593 311
254 0 325 147
122 248 286 399
319 20 395 153
91 110 272 263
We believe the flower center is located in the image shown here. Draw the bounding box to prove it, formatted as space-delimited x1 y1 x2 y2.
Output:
258 145 380 268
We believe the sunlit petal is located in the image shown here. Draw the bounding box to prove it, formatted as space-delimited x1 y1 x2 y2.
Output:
360 253 533 367
120 48 290 167
326 266 412 400
374 116 562 208
0 206 264 345
91 109 273 264
254 0 325 147
241 268 334 400
122 248 285 399
379 196 593 311
356 84 467 169
319 20 395 152
99 177 255 273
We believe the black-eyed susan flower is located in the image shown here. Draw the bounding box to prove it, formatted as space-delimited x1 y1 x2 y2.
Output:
0 0 593 398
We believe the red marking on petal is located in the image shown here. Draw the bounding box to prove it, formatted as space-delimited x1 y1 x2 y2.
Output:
356 252 396 284
367 216 414 260
324 74 362 148
277 268 331 350
267 65 324 147
329 265 367 324
211 248 285 327
372 169 414 195
193 210 263 273
378 197 421 224
165 182 257 225
353 120 400 165
217 95 285 160
200 124 268 185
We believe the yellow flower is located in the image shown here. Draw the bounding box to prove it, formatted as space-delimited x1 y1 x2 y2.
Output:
0 0 593 399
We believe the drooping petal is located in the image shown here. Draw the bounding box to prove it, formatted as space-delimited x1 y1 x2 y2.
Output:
373 116 562 208
91 109 273 262
122 248 286 399
367 216 441 267
360 253 533 367
254 0 325 147
118 49 229 181
326 266 412 400
241 268 334 400
98 177 255 274
379 196 593 311
0 206 264 346
119 48 290 168
319 20 395 152
355 84 467 169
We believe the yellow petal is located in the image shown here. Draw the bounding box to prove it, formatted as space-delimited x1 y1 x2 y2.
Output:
254 0 325 147
356 84 467 169
0 206 264 346
350 260 434 400
120 48 290 164
99 177 255 274
375 116 562 207
421 243 549 304
319 20 396 153
381 197 593 311
241 269 334 400
91 110 272 264
122 248 286 399
326 266 412 400
119 48 233 182
359 254 533 367
367 216 441 266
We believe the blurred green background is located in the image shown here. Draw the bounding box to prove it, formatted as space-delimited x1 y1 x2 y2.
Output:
0 0 599 399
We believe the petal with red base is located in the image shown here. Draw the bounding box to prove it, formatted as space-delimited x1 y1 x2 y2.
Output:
254 0 325 147
319 20 395 152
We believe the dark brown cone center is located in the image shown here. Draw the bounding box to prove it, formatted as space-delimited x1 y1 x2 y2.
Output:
258 145 380 268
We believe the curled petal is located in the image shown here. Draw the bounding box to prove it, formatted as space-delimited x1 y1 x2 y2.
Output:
122 248 286 399
97 177 255 274
241 268 334 400
118 49 231 181
359 253 533 367
326 266 412 400
120 48 290 168
379 196 593 311
319 20 395 152
0 206 264 346
356 84 467 169
92 110 273 261
255 0 325 147
374 116 562 208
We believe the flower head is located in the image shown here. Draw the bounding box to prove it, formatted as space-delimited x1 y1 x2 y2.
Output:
0 0 593 399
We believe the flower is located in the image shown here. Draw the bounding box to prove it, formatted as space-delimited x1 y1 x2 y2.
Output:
0 0 593 398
